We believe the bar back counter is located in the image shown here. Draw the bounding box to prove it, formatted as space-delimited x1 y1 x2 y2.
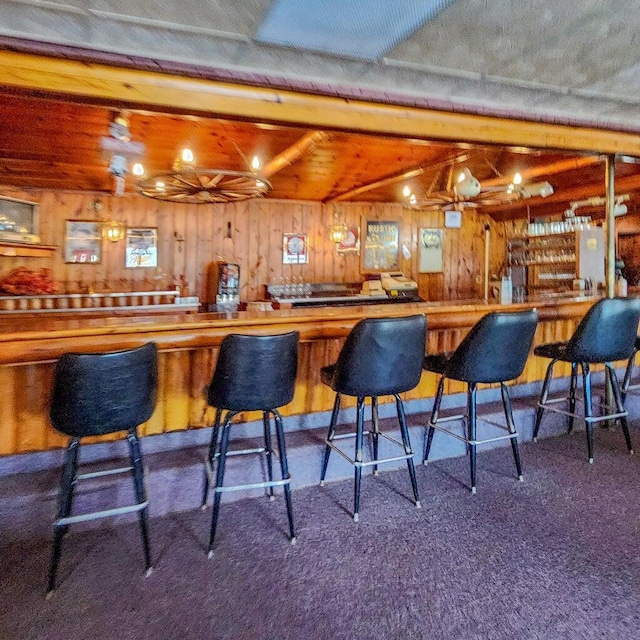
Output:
0 294 603 457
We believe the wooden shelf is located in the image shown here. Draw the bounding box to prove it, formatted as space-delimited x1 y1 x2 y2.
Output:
0 242 57 258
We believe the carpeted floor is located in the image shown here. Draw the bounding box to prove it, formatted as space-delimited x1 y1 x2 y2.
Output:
2 425 640 640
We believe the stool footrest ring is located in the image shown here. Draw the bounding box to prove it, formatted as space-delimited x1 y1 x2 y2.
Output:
56 500 149 527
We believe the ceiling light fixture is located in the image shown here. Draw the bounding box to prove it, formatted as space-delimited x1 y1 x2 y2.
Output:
453 168 481 199
136 148 272 204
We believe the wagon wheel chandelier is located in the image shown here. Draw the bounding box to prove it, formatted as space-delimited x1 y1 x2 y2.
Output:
136 148 272 204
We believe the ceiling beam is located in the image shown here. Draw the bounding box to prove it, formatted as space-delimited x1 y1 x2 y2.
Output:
329 152 471 202
3 52 640 156
480 156 603 188
262 131 328 178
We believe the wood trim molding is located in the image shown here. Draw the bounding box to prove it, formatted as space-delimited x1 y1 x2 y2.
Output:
2 52 640 156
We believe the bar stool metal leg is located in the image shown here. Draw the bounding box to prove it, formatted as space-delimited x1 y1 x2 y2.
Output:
262 411 275 500
395 394 420 508
371 396 380 476
500 382 523 481
320 394 341 485
127 428 152 576
273 409 296 543
208 411 234 558
468 383 478 494
423 376 445 464
568 362 578 434
622 346 638 405
201 407 221 508
47 438 79 597
606 363 634 454
533 359 556 442
353 396 365 522
581 363 594 464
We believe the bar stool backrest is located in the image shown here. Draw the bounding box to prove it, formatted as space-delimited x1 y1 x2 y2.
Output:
207 332 299 411
565 297 640 363
333 314 427 397
445 309 538 384
50 342 159 437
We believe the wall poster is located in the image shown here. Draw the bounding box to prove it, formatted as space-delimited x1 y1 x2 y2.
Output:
64 220 102 264
282 233 309 264
361 220 399 273
419 228 444 273
125 227 158 268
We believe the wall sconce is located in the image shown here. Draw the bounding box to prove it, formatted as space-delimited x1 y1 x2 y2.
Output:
102 220 126 242
89 200 125 242
327 205 348 244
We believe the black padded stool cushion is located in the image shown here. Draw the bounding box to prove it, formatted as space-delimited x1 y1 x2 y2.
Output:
422 353 452 376
207 331 298 412
322 314 427 397
49 342 158 437
534 298 640 364
423 309 538 384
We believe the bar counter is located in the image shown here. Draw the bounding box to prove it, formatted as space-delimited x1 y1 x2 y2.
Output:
0 294 601 455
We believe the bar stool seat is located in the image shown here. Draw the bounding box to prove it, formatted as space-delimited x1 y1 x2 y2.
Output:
423 309 538 494
533 297 640 463
319 314 427 522
201 331 298 557
47 342 158 597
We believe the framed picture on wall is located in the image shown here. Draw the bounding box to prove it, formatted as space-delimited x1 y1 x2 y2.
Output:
336 227 360 255
125 227 158 268
361 220 400 273
0 195 39 241
282 233 308 264
64 220 102 264
419 228 444 273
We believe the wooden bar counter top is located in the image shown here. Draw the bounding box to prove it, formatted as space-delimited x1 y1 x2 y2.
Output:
0 294 601 455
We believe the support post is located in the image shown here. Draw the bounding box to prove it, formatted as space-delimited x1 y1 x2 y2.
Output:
605 154 616 299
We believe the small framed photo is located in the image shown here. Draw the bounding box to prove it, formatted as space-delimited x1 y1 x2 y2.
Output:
125 227 158 268
65 220 102 264
283 233 308 264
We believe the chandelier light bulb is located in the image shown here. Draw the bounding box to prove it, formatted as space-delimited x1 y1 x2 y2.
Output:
513 172 523 185
181 148 194 164
402 185 411 198
132 162 145 177
251 155 262 170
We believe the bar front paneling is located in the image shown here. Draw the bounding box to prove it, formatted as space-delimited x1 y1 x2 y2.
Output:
0 297 597 456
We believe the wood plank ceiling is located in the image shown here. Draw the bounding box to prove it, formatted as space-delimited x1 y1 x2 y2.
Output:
1 89 640 222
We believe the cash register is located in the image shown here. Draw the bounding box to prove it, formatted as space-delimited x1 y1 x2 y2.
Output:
379 272 419 297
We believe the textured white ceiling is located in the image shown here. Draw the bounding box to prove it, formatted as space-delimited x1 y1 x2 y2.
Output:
2 0 640 131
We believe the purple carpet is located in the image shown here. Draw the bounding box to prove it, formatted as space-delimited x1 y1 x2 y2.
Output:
2 425 640 640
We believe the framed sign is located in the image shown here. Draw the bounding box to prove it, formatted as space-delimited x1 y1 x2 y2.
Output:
282 233 308 264
419 228 444 273
64 220 102 264
125 227 158 268
0 195 39 240
336 227 360 255
361 220 399 273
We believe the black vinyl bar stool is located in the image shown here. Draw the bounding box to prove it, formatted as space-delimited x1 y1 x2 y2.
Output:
533 297 640 463
319 314 427 522
202 332 298 557
621 335 640 404
423 310 538 494
47 342 158 597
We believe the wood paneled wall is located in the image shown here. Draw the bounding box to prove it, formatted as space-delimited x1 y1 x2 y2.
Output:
0 187 510 302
